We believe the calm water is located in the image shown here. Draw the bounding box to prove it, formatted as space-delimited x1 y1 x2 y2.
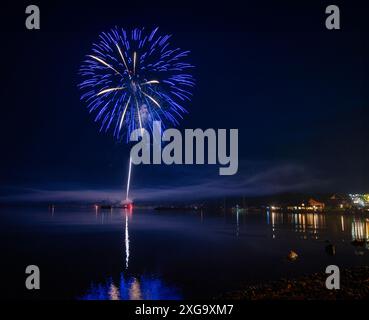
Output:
1 207 368 300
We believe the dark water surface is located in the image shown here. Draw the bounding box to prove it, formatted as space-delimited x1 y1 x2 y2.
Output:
1 207 368 299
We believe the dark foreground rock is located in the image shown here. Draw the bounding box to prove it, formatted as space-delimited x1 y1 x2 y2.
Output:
219 266 369 300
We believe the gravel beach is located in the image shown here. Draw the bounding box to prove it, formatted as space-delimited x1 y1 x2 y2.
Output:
220 266 369 300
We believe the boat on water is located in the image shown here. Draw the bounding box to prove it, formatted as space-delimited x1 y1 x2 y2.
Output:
96 200 134 210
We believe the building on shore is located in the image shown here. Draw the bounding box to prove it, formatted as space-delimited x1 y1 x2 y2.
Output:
349 194 369 209
326 194 353 210
286 198 325 212
307 198 325 211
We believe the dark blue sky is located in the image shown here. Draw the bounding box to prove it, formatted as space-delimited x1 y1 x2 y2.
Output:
0 1 368 203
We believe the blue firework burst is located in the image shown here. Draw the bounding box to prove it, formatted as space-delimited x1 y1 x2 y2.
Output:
78 27 195 142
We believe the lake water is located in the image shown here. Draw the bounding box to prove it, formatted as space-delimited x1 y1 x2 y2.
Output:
1 207 368 300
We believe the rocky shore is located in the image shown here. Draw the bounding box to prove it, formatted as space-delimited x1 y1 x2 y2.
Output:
220 266 369 300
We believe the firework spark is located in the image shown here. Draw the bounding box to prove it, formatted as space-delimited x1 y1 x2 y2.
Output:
126 155 133 201
78 27 195 142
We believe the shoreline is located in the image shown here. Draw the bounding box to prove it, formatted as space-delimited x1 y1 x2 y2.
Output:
219 266 369 300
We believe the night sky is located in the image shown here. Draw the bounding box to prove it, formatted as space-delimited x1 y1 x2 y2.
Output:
1 1 368 203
